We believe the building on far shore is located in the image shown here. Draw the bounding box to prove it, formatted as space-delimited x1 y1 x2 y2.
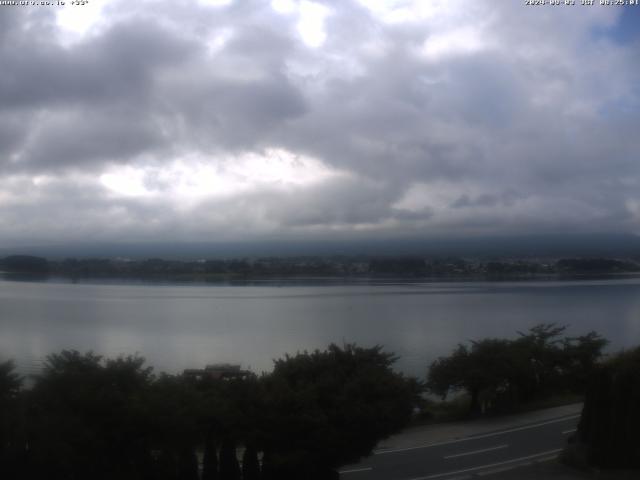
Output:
183 363 251 381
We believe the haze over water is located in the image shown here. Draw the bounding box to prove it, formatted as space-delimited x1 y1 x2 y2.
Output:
1 277 639 378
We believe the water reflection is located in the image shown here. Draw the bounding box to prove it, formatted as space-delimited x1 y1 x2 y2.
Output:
1 278 639 378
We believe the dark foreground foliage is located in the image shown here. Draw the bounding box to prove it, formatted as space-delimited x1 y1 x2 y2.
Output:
0 344 420 480
427 324 608 415
577 346 640 469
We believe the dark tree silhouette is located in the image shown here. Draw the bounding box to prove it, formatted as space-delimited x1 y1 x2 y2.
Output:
241 444 260 480
219 438 241 480
577 346 640 469
25 351 155 480
0 360 22 400
202 434 219 480
178 447 199 480
0 344 420 479
0 360 23 479
428 324 608 414
561 331 609 392
0 255 49 273
145 373 204 480
428 339 514 414
261 344 421 478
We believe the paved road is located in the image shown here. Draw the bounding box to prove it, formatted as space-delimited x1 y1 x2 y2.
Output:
339 413 580 480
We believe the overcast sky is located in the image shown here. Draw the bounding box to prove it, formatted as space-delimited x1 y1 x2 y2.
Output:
0 0 639 248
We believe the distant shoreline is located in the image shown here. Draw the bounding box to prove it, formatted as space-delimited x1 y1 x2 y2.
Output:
2 254 640 287
3 270 640 287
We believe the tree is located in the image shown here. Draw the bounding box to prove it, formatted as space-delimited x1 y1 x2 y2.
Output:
177 447 199 480
241 444 260 480
576 346 640 469
219 438 241 480
144 373 204 480
0 360 23 479
1 255 49 273
427 325 609 414
427 339 514 414
0 360 22 401
194 371 264 480
260 344 421 478
25 351 155 480
202 434 219 480
512 323 568 399
0 344 427 479
561 331 608 392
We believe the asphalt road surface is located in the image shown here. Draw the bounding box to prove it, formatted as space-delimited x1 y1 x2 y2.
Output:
339 413 580 480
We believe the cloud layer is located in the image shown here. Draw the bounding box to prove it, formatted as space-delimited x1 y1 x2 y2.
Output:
1 0 639 246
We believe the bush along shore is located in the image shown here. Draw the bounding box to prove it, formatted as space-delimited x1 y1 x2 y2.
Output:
0 344 421 480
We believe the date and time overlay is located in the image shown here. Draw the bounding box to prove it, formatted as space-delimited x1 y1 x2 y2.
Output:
0 0 638 7
526 0 639 6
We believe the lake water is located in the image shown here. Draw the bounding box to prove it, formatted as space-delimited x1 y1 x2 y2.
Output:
1 277 639 378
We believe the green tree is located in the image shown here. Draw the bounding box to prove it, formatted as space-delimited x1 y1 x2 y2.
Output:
26 351 155 480
193 371 264 480
145 373 204 479
0 360 24 479
428 325 609 414
0 360 21 400
427 339 514 414
577 346 640 469
261 344 421 479
561 331 608 392
512 323 568 399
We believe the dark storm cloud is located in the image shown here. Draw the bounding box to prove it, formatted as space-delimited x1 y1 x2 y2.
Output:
164 72 307 151
0 113 28 158
0 11 202 173
265 177 399 227
0 0 639 245
0 18 199 110
17 107 167 170
1 1 309 173
451 190 524 209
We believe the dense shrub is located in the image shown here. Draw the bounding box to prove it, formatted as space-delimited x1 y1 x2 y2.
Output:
0 345 419 480
427 324 608 414
577 347 640 469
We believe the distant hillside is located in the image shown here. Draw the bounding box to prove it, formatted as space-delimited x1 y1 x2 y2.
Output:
0 255 49 273
1 254 639 280
0 233 639 260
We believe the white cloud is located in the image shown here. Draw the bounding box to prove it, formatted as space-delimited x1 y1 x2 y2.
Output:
297 1 330 47
55 0 108 42
205 28 234 55
272 0 297 14
421 25 492 60
356 0 448 24
99 149 348 203
198 0 233 6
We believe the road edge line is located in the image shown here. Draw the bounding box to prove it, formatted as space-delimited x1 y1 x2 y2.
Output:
375 414 579 455
406 448 563 480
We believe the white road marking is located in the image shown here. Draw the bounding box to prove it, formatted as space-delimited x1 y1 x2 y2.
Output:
339 467 373 474
562 428 577 434
375 414 580 455
444 444 508 459
407 448 563 480
477 454 557 476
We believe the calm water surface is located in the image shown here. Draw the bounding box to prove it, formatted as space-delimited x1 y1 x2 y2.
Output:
1 277 639 378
